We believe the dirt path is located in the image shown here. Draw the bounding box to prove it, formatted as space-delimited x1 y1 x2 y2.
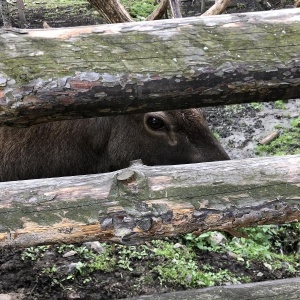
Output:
205 100 300 159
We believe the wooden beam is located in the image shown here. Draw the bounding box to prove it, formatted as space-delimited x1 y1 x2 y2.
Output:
0 155 299 248
0 8 299 126
128 277 300 300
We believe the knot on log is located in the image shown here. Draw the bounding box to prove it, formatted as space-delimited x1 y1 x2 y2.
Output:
100 162 174 242
108 160 150 200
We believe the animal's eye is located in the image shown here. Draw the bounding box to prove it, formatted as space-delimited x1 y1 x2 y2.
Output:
146 116 165 130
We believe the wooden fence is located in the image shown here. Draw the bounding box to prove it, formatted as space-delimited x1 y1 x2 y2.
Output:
0 6 300 300
0 7 299 247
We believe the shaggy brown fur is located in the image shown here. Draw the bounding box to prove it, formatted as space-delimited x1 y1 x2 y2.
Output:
0 109 229 181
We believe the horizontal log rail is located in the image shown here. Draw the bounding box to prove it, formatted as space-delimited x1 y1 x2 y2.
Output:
128 277 300 300
0 8 299 126
0 155 299 248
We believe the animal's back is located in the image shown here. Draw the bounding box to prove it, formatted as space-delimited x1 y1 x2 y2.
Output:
0 118 111 181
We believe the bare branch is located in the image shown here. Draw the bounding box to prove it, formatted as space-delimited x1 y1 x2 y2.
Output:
202 0 232 16
146 0 169 21
86 0 133 23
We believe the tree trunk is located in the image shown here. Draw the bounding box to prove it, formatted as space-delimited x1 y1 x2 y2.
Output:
169 0 182 18
0 0 11 27
0 155 299 248
16 0 26 28
0 8 299 127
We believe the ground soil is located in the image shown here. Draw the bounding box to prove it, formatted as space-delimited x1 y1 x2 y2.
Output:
0 1 299 299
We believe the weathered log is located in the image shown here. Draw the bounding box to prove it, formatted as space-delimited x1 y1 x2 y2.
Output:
0 155 299 248
0 8 299 126
126 277 300 300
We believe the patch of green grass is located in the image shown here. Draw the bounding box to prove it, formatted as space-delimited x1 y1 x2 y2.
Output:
224 225 300 274
249 102 263 111
117 244 150 271
226 227 277 261
154 257 242 287
121 0 158 20
183 225 300 275
151 240 245 287
26 223 300 289
23 0 88 9
255 116 300 156
41 243 116 287
274 100 287 109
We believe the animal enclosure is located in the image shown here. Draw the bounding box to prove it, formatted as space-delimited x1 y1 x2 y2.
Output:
0 7 299 245
0 6 300 300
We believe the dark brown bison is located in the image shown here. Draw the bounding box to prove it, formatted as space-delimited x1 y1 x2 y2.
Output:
0 109 229 182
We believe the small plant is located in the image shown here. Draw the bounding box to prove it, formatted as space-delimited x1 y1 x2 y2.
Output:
21 245 49 261
116 244 150 271
88 249 116 273
183 232 224 252
274 100 286 109
56 244 75 254
222 225 300 273
118 256 133 271
75 261 87 275
43 265 57 275
249 102 263 111
236 2 246 9
213 131 220 140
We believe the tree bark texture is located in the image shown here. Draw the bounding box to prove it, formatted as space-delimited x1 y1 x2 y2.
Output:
0 0 11 27
0 155 299 248
86 0 133 23
0 9 299 127
15 0 26 28
169 0 182 18
129 277 300 300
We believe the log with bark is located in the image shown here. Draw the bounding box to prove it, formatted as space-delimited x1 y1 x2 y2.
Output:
0 155 299 248
129 277 300 300
0 8 299 127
